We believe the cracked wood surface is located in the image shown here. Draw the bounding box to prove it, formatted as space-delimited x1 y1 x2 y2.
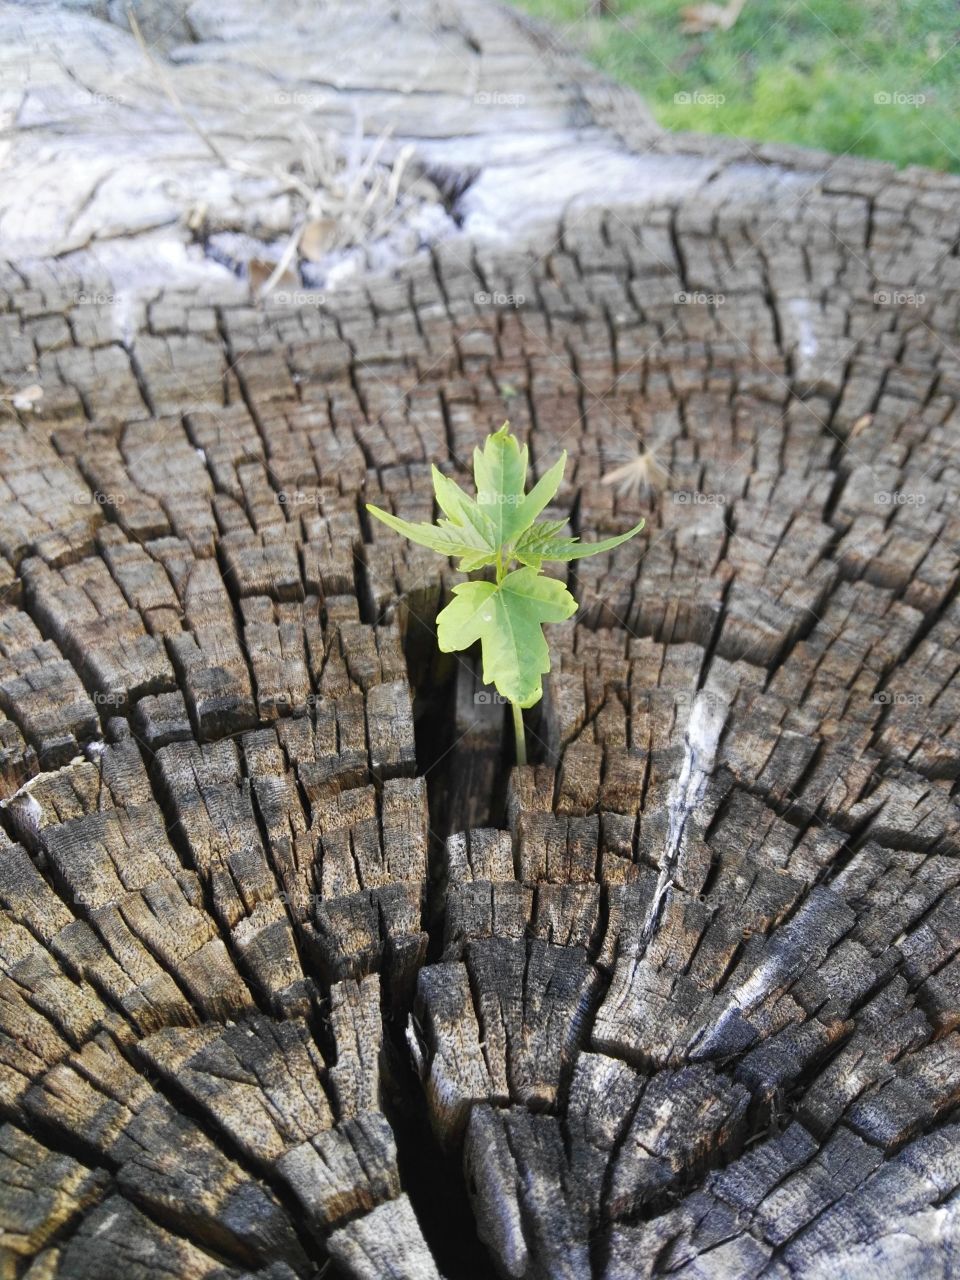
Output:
1 1 960 1278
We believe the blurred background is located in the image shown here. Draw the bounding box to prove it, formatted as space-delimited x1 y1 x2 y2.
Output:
510 0 959 172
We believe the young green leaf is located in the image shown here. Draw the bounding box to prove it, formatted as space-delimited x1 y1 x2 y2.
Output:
508 518 569 570
472 422 532 545
365 505 493 569
437 567 577 707
514 519 646 567
430 466 496 553
509 451 567 539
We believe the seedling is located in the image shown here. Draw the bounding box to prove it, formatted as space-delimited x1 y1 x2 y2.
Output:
366 423 644 764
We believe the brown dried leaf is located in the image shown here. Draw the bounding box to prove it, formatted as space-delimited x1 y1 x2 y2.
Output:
680 0 746 35
248 257 296 292
300 217 338 262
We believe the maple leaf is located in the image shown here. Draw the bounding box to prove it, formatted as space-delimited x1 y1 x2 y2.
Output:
436 568 577 708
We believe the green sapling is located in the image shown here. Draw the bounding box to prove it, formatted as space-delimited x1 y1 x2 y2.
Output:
366 423 644 764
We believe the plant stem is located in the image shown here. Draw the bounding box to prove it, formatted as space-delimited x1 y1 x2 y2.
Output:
511 701 527 766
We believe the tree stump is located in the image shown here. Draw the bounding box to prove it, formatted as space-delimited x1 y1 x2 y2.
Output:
0 2 958 1277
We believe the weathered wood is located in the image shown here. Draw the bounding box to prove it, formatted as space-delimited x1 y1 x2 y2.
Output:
1 0 959 1275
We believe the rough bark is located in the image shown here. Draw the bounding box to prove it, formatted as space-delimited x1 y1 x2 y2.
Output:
0 1 959 1277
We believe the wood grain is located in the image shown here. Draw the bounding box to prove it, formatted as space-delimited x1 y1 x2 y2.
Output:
0 1 958 1276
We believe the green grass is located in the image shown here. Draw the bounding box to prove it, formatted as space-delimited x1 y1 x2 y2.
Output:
509 0 960 172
